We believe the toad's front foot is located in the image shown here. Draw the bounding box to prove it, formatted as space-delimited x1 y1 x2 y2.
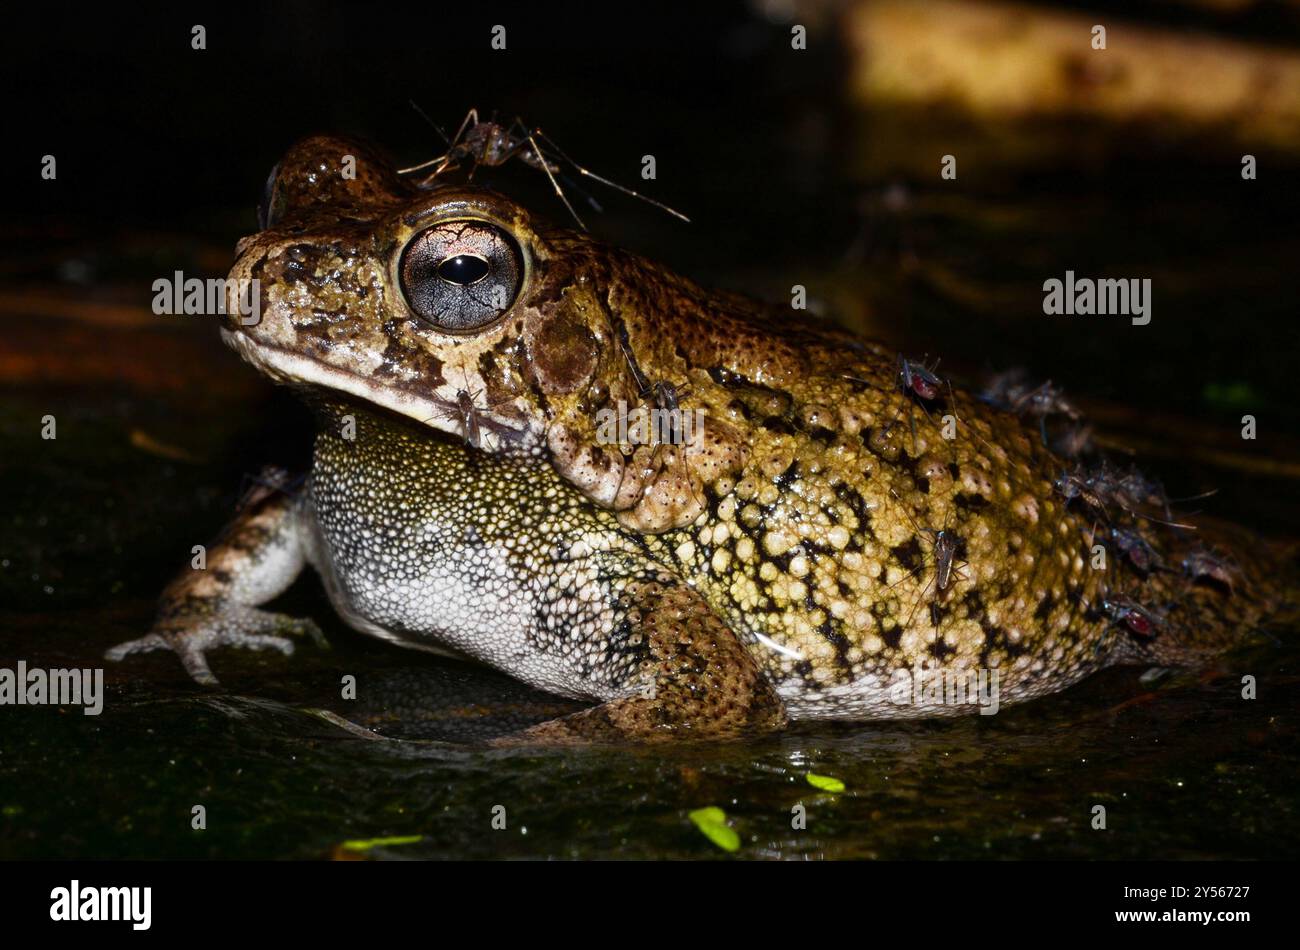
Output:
106 607 325 685
107 467 319 685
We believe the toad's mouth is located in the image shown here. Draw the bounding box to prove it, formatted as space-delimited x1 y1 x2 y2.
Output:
222 329 540 452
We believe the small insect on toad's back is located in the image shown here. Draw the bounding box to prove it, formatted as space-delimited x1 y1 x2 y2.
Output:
1054 467 1113 520
1182 548 1241 594
870 354 951 456
426 387 486 449
887 488 969 630
611 313 698 452
1056 461 1195 529
454 389 482 450
981 369 1085 449
984 372 1080 420
897 354 943 402
931 529 961 594
1109 526 1162 574
1101 594 1164 639
605 312 706 511
399 106 689 230
1110 466 1169 516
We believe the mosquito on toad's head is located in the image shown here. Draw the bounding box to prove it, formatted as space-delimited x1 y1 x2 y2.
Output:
399 105 690 231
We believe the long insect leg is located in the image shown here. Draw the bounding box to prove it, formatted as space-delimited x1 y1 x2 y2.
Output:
409 99 452 146
531 127 690 223
398 106 477 177
522 129 586 229
558 171 605 213
944 383 999 458
903 576 935 631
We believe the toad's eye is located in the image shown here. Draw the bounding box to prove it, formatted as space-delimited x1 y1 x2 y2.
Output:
437 254 490 285
399 220 523 332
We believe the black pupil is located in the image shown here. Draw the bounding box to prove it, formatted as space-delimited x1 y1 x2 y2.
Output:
437 254 490 285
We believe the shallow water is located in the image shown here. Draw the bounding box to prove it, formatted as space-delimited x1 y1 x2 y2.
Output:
4 616 1297 860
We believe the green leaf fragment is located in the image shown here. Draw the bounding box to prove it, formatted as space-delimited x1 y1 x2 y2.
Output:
1202 381 1258 409
806 772 846 793
689 807 740 852
340 835 424 852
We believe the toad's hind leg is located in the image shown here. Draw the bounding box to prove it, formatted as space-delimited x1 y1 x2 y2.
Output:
494 576 787 745
106 469 325 685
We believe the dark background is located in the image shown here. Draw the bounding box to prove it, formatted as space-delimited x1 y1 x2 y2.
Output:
7 3 844 266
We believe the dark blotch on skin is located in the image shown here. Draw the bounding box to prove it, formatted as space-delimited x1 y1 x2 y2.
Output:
526 315 598 395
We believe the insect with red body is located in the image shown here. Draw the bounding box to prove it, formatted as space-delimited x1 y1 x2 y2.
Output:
882 355 950 455
897 355 943 401
1100 594 1163 639
1109 526 1162 574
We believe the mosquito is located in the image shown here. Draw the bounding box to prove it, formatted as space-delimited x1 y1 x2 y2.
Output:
1055 462 1199 530
424 367 518 450
1181 547 1241 594
1108 525 1163 574
613 317 694 442
1099 594 1164 640
609 317 705 517
885 488 970 630
399 105 690 231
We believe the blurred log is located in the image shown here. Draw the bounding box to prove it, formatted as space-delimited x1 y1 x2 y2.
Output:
843 0 1300 150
